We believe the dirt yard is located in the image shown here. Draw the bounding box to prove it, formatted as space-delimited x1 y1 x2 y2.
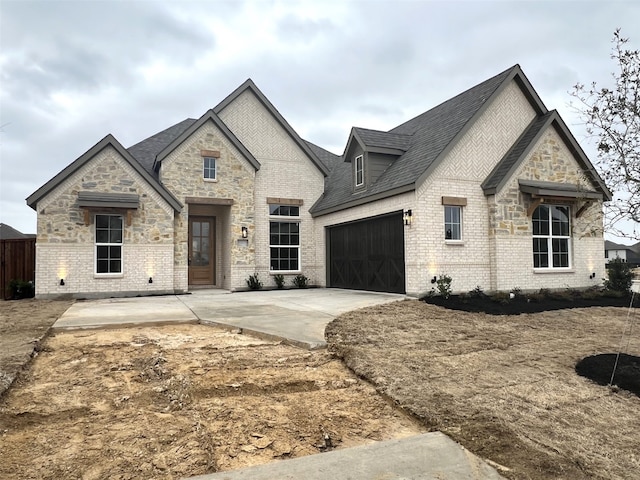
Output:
326 300 640 480
0 300 423 480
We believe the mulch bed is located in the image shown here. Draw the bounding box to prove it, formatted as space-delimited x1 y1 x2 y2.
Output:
423 292 638 315
576 354 640 397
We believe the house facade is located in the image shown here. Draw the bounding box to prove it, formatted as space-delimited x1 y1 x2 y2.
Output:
27 65 611 299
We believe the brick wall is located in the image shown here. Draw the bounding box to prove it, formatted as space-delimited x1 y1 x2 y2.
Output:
35 147 176 298
218 90 326 289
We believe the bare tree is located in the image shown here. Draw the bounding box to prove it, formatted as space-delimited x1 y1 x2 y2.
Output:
570 29 639 240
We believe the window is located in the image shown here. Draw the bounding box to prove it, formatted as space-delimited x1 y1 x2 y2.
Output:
203 157 216 180
444 205 462 240
95 214 123 274
355 155 364 187
532 205 571 269
269 205 300 272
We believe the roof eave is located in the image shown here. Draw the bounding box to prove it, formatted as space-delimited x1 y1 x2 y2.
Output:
310 183 415 217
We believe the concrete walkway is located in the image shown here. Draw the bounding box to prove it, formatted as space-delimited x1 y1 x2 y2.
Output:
53 288 405 349
186 432 505 480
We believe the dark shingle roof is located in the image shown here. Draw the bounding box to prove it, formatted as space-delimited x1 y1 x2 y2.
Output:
304 140 342 171
352 128 412 152
127 118 197 175
482 112 553 194
311 65 525 215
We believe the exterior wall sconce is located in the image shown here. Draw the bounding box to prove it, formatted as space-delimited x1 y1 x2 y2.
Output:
241 226 248 239
60 278 65 286
403 209 413 226
149 277 153 284
431 276 437 284
590 272 596 279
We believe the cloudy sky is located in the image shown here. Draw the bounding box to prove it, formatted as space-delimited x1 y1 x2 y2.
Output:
1 0 638 241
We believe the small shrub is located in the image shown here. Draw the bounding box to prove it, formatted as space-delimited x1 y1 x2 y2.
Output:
273 274 285 289
538 288 551 299
604 258 633 293
436 274 452 299
468 285 485 298
7 279 35 299
491 291 511 305
292 274 309 288
511 287 522 298
246 273 263 290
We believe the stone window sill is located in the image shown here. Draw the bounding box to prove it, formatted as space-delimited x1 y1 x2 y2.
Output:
444 240 464 246
533 269 575 274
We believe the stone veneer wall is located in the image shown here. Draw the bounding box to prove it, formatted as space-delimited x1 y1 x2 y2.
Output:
35 147 175 298
414 79 537 294
217 90 326 289
489 128 605 291
159 120 256 292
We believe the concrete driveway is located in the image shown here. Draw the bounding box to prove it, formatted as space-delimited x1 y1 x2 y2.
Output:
53 288 406 349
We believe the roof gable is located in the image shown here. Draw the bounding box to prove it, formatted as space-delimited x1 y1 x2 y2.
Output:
26 134 183 212
214 79 330 177
482 110 611 200
153 110 260 172
312 64 546 216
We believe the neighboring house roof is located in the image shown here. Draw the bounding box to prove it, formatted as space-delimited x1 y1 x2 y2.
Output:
128 118 197 175
0 223 35 239
26 134 183 212
153 109 260 172
214 79 330 177
311 64 547 216
482 110 611 200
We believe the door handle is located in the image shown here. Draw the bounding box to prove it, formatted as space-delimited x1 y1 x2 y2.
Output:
188 257 192 266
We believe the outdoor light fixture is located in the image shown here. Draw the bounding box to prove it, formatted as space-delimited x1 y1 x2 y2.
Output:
590 272 596 279
431 276 437 284
59 278 65 286
403 209 413 226
149 277 153 284
241 226 248 239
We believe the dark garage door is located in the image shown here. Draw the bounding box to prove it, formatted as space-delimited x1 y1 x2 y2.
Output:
328 212 405 293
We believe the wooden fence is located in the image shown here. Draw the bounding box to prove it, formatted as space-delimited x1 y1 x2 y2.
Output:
1 238 36 300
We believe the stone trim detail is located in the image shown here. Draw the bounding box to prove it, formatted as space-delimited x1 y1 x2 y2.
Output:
266 197 303 205
441 196 467 206
201 149 220 158
185 197 234 206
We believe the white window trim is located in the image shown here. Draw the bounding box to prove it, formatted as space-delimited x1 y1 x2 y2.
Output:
444 205 463 242
203 156 217 182
94 214 124 278
355 155 364 187
269 205 302 273
532 204 572 271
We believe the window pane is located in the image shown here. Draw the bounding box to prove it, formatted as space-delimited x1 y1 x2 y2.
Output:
110 216 123 229
444 206 461 240
109 260 122 273
110 229 122 243
96 230 109 243
533 238 549 268
193 222 200 236
97 246 109 258
109 246 121 259
552 206 570 236
97 260 109 273
289 206 300 216
202 222 209 236
552 239 569 267
532 206 549 236
96 215 109 228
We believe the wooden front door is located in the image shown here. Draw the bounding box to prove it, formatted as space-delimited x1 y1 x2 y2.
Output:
188 216 215 285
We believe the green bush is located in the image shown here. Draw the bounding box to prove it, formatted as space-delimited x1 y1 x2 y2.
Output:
273 274 285 289
292 274 309 288
604 258 633 293
8 279 35 299
246 273 263 290
436 274 452 299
